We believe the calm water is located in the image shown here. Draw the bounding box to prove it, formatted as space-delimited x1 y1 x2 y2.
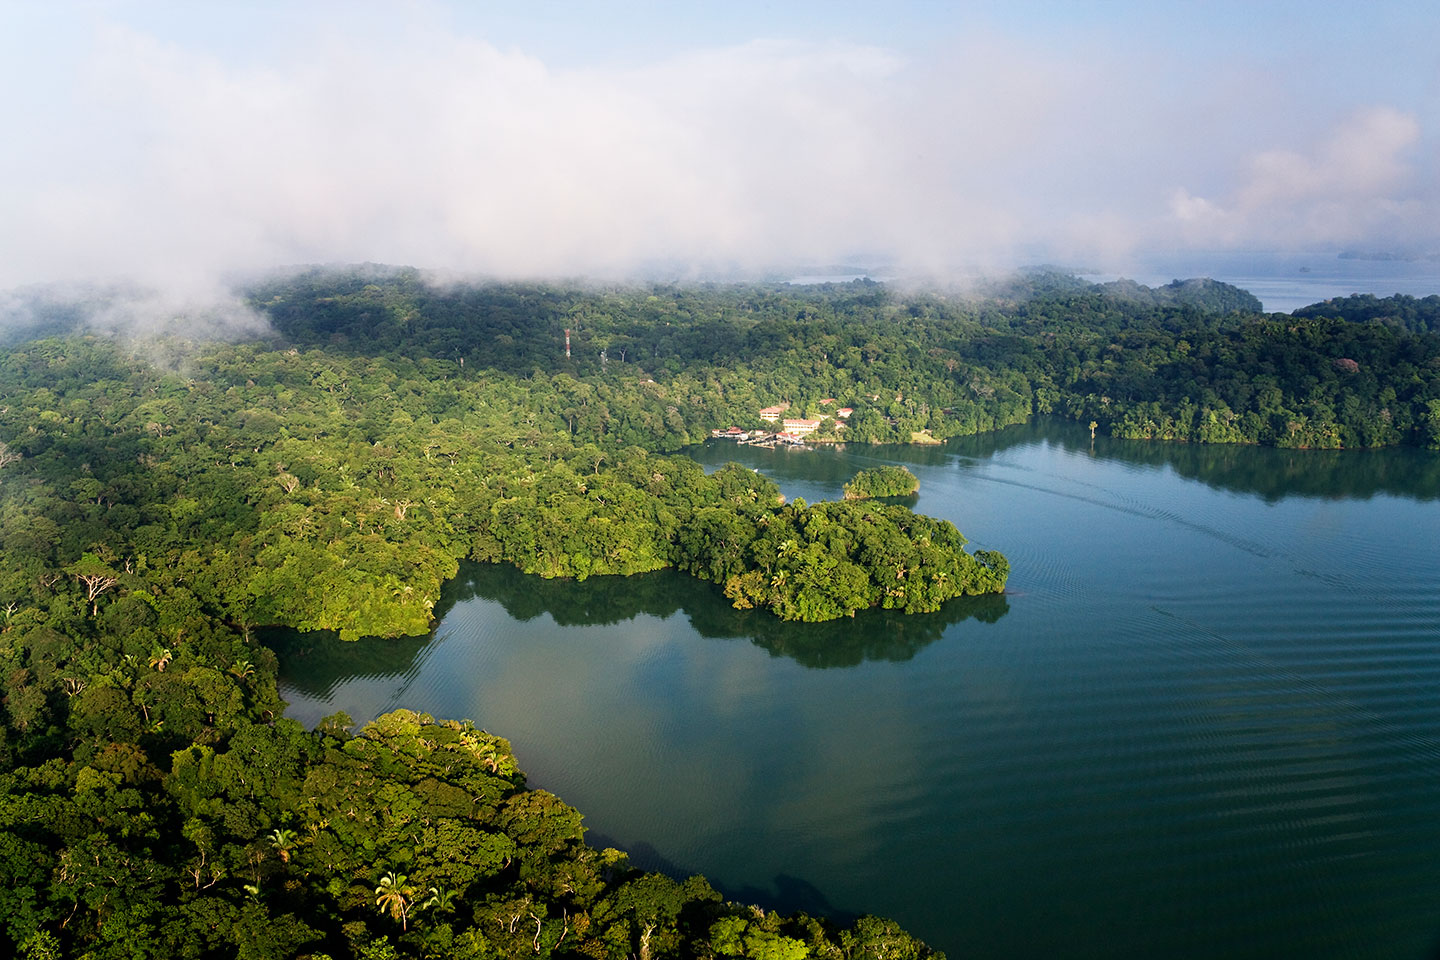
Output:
276 422 1440 959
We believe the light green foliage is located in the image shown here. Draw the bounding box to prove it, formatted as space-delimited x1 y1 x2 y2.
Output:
1424 398 1440 449
843 466 920 500
18 930 61 960
840 915 939 959
711 915 750 955
717 501 1006 621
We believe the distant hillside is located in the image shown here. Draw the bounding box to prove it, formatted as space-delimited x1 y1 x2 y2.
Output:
1292 293 1440 335
1098 276 1264 314
987 269 1262 314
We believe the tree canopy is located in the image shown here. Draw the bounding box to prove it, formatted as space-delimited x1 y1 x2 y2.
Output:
0 265 1436 957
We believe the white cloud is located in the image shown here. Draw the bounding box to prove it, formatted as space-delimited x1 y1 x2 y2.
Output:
1169 107 1431 250
0 9 1435 299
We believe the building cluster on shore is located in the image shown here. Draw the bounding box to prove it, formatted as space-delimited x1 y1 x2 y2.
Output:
710 400 854 447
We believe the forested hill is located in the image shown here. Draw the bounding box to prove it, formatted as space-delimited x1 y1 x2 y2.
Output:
1291 292 1440 335
247 267 1440 449
979 268 1265 314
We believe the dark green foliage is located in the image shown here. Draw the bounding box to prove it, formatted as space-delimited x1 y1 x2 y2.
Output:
1292 292 1440 334
239 268 1440 453
0 686 946 958
24 266 1431 639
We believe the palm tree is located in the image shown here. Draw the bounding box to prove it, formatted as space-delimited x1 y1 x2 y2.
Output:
422 886 457 915
228 659 255 679
269 828 299 864
375 871 415 930
148 647 173 672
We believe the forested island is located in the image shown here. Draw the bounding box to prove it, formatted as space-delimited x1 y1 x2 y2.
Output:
0 267 1438 958
843 467 920 500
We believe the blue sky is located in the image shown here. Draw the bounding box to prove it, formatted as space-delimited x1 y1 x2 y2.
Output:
1 0 1436 286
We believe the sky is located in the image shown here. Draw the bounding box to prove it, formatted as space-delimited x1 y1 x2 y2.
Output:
1 0 1437 292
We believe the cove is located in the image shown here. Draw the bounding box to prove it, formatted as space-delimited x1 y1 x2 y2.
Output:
274 421 1440 959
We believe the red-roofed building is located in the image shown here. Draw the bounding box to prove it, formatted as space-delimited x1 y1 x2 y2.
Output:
782 418 821 435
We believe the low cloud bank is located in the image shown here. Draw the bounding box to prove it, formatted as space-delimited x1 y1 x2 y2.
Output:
0 281 270 353
1 9 1435 302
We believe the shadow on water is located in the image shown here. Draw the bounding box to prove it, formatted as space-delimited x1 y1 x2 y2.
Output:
266 626 433 702
588 831 857 926
956 419 1440 502
270 560 1009 698
694 419 1440 504
438 560 1008 670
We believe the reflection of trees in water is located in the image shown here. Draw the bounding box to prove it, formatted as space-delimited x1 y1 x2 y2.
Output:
269 558 1008 700
439 561 1008 669
590 829 858 925
270 561 1008 697
437 562 680 626
1118 440 1440 502
973 419 1440 502
267 626 431 699
698 418 1440 506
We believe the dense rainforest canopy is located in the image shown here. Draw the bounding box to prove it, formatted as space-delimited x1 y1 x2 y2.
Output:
1291 292 1440 335
0 266 1437 958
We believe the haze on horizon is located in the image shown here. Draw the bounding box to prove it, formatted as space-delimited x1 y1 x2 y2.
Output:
2 0 1437 297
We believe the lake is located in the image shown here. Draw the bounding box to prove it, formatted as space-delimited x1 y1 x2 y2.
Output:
275 422 1440 959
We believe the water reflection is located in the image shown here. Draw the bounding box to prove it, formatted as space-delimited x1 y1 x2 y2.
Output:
697 420 1440 503
445 561 1006 667
267 626 432 700
1025 421 1440 502
276 561 1010 698
585 832 858 925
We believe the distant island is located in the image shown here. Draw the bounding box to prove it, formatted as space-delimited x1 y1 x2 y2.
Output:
1339 249 1440 262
